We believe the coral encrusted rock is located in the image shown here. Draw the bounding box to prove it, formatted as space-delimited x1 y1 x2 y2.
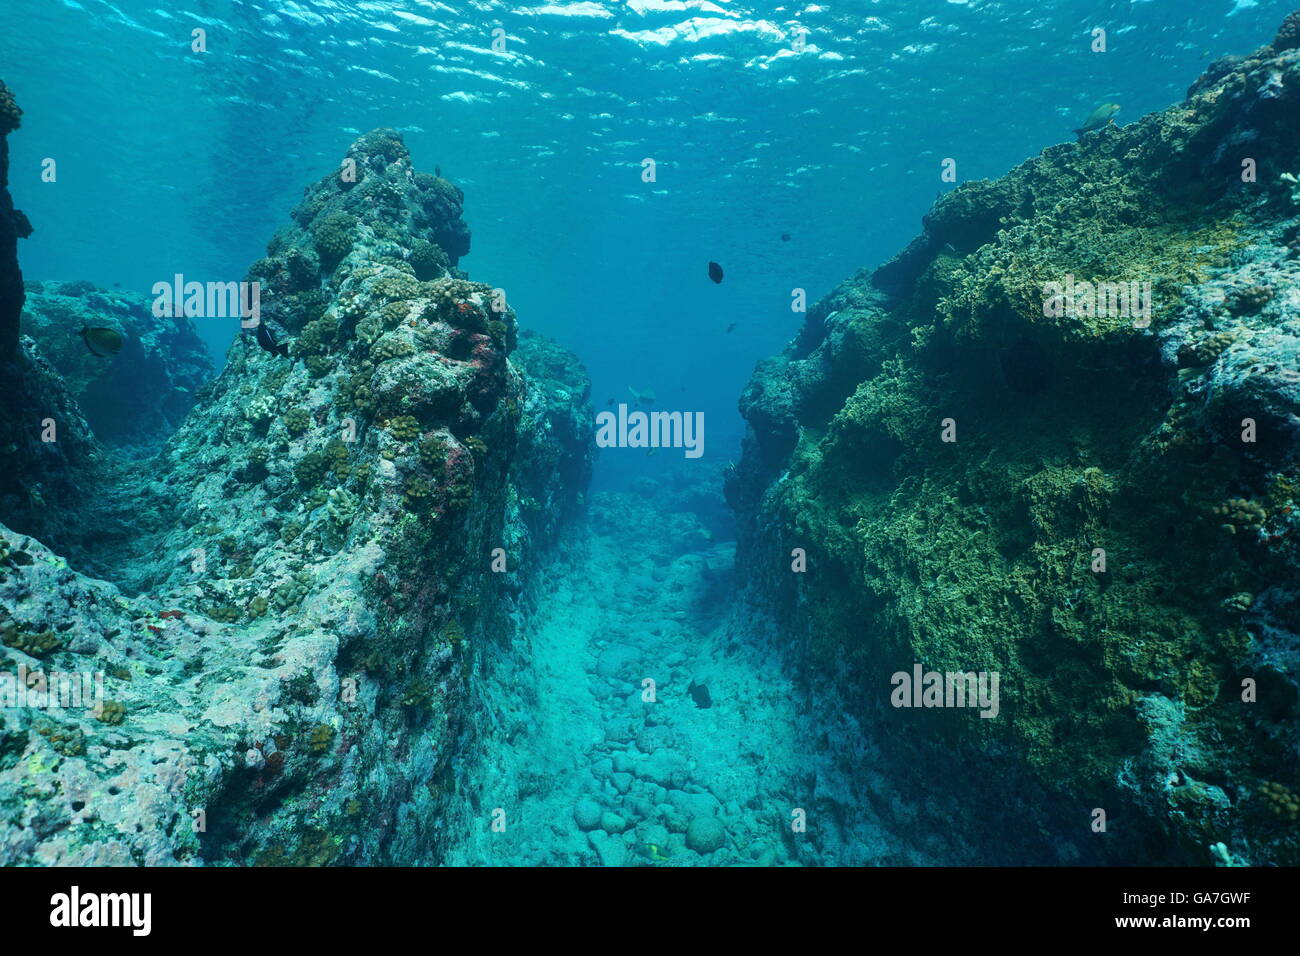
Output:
1274 10 1300 52
729 22 1300 866
20 280 213 455
0 129 591 865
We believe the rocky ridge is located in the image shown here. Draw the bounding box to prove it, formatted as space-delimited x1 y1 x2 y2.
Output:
728 20 1300 865
0 122 593 865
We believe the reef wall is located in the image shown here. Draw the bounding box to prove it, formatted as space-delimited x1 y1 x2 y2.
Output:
20 281 213 456
0 82 106 567
0 128 592 864
728 20 1300 865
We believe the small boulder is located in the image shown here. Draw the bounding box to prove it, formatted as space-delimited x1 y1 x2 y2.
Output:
588 830 627 867
686 816 726 855
573 798 602 831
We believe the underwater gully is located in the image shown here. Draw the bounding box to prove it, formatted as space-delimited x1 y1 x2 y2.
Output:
0 5 1298 897
594 404 706 458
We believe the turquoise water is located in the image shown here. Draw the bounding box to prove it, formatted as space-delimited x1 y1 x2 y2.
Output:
3 0 1297 868
5 0 1290 478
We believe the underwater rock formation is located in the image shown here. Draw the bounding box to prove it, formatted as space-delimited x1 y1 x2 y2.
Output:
0 129 592 864
509 329 595 554
729 25 1300 865
21 280 212 455
0 339 102 560
0 79 28 360
0 79 104 562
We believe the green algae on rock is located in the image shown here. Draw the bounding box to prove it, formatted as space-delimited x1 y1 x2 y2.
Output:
729 32 1300 866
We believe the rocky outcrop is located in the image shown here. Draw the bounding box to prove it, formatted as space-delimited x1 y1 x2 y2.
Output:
509 330 595 555
0 129 592 865
729 21 1300 865
0 80 104 565
0 79 28 360
20 281 212 456
0 336 103 557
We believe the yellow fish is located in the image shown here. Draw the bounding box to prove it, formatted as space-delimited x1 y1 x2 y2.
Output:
643 844 669 863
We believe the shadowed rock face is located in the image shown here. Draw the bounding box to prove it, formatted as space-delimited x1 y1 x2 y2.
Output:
0 79 28 361
0 129 592 865
21 281 214 456
729 26 1300 865
0 80 104 558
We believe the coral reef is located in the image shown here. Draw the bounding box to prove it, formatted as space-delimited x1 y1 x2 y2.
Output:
509 330 595 551
20 281 212 454
1275 11 1300 53
729 28 1300 865
0 129 592 865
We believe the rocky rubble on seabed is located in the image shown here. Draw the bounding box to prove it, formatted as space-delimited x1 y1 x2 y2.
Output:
0 124 592 865
442 480 936 867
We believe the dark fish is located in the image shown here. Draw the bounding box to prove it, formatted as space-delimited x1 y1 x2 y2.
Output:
725 322 736 333
780 233 791 242
687 679 712 709
707 261 723 284
80 326 123 357
255 321 290 358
